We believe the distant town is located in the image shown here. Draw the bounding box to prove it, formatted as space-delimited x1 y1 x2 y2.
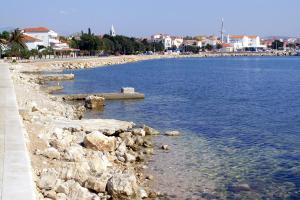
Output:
0 24 300 59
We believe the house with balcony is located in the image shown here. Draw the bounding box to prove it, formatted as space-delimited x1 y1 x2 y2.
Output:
151 34 172 49
22 27 70 51
226 35 266 51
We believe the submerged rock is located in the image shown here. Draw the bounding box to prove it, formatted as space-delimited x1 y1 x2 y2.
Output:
143 125 160 135
231 183 251 192
161 145 169 150
165 130 181 136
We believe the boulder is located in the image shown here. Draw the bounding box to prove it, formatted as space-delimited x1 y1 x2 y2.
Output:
87 152 111 174
132 128 146 137
43 190 57 199
56 193 67 200
107 172 138 199
125 152 136 163
56 182 69 194
143 140 153 148
84 131 116 152
143 125 160 135
63 145 85 162
119 132 135 147
85 95 105 109
50 134 75 151
116 142 127 156
58 163 90 185
36 147 61 160
134 136 144 146
37 169 59 190
165 130 181 136
139 187 148 199
53 128 64 139
84 173 111 193
31 102 39 112
119 132 132 139
66 180 94 200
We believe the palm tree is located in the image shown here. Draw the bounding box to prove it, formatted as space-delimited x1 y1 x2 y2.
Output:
9 29 26 49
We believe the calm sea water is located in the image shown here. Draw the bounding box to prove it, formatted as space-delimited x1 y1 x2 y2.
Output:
59 57 300 199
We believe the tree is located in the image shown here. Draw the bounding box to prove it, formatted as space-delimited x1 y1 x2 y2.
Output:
69 37 79 49
216 43 223 49
287 43 296 49
79 33 101 54
184 45 200 53
30 49 38 59
154 42 164 52
271 40 284 50
9 29 26 49
204 44 213 51
6 29 29 58
0 31 10 41
42 47 54 59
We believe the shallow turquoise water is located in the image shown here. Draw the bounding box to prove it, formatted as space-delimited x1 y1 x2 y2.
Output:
59 57 300 199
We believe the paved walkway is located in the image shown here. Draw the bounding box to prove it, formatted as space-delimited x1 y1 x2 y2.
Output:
0 61 36 200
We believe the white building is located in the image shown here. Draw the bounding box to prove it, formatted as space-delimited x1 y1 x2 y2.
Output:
22 35 43 50
226 35 266 50
171 37 183 48
110 25 116 37
203 36 218 47
22 27 70 50
182 40 202 48
151 34 172 49
151 34 183 49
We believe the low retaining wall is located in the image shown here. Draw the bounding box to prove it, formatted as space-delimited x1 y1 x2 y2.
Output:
0 62 36 200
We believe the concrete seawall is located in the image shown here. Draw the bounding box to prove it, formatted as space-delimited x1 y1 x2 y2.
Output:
0 62 36 200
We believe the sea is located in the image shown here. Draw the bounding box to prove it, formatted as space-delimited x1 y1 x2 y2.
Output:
57 57 300 199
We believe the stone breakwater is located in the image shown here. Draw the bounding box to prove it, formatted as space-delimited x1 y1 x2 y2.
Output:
25 52 295 71
10 63 162 200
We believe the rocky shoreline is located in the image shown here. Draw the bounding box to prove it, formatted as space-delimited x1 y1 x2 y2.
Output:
20 52 296 71
9 53 297 200
10 63 165 200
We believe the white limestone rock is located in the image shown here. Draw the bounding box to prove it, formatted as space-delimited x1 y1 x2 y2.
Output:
107 172 138 200
84 131 116 152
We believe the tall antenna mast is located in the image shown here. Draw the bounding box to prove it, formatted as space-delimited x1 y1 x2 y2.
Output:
221 18 224 43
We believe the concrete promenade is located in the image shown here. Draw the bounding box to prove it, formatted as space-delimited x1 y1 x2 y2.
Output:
0 61 36 200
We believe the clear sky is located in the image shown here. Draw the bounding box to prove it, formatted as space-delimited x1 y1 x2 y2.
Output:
1 0 299 37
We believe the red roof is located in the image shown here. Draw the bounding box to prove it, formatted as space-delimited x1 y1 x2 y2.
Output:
22 35 42 42
222 43 233 47
230 35 258 39
230 35 245 39
248 35 258 39
23 27 49 33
